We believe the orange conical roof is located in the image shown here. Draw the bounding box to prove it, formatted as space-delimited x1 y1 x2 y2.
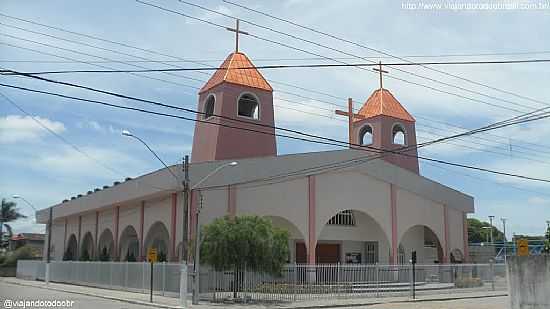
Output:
357 88 415 122
199 52 273 94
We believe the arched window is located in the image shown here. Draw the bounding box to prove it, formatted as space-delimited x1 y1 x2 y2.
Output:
359 125 373 145
238 93 259 119
204 95 215 119
327 210 356 226
392 123 406 145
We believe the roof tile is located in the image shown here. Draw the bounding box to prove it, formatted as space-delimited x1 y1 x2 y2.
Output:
199 52 272 93
357 88 415 122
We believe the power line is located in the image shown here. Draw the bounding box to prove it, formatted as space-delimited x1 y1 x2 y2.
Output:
222 0 550 109
4 58 550 75
2 79 550 184
0 91 174 192
167 0 540 113
3 14 550 156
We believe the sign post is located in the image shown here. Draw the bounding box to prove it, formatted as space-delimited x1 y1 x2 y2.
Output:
517 239 529 257
147 248 158 303
411 251 417 300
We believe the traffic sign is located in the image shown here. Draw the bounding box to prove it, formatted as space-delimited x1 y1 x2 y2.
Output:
147 248 158 262
517 239 529 256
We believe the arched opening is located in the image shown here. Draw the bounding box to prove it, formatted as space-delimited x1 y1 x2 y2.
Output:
144 221 169 262
64 234 78 261
399 225 443 264
359 125 373 145
80 232 94 261
318 209 391 264
237 93 259 119
119 225 139 262
264 216 305 264
204 94 215 119
97 229 114 261
392 123 406 145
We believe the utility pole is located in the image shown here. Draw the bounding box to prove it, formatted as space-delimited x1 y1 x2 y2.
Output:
501 218 507 264
488 216 495 245
181 155 189 262
45 207 53 284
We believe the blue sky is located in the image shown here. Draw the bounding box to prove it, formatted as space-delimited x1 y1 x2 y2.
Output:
1 0 550 238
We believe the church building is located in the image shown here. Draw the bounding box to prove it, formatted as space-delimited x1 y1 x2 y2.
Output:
37 49 473 265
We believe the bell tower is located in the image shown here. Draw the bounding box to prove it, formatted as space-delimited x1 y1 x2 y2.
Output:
352 88 419 174
190 51 277 163
336 63 419 174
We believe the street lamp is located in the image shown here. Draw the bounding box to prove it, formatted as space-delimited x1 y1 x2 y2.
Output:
122 129 178 181
488 215 495 246
12 195 37 212
482 226 492 244
191 161 238 305
501 218 507 264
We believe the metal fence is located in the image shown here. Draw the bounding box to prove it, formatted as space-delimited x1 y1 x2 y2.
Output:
17 261 506 303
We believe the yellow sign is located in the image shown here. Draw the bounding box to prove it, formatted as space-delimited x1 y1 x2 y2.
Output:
517 239 529 256
147 248 158 262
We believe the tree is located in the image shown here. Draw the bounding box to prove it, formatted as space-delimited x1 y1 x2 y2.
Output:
0 198 27 248
467 218 504 244
200 216 289 299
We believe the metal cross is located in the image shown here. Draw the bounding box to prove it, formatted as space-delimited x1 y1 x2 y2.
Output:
225 19 249 53
373 61 388 89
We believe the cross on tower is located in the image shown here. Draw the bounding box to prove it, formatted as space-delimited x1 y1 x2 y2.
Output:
373 61 388 89
334 98 367 147
225 19 249 53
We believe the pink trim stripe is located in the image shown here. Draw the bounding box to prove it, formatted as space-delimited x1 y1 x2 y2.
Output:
390 184 398 264
171 193 177 261
114 206 119 260
443 205 449 263
307 176 316 265
139 202 144 261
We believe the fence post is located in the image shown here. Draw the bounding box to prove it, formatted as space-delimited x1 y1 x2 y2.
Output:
293 263 297 302
110 262 113 289
375 264 379 297
162 262 166 296
490 259 495 291
125 262 129 290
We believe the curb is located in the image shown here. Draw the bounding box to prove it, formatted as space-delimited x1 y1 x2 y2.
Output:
1 278 508 309
0 279 184 309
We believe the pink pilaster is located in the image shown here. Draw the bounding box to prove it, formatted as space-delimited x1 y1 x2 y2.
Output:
390 184 398 264
443 205 449 263
77 216 82 257
114 206 119 260
139 201 144 261
463 212 469 262
170 193 177 261
227 185 237 218
63 218 67 254
94 212 99 259
307 176 316 265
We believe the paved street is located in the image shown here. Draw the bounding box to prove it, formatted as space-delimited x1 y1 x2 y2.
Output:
0 278 509 309
359 296 508 309
0 281 157 309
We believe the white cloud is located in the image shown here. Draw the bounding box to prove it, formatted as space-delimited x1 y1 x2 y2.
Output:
0 115 65 144
528 196 550 205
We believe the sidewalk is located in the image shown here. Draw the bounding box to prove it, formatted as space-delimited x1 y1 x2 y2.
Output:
0 277 507 309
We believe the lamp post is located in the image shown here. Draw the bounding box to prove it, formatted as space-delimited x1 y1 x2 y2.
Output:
191 161 238 305
123 130 189 306
12 195 37 212
501 218 507 264
488 215 495 246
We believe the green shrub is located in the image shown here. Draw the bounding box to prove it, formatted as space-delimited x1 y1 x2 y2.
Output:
455 276 483 288
2 246 36 267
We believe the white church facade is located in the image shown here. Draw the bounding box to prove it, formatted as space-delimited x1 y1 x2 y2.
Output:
37 50 474 265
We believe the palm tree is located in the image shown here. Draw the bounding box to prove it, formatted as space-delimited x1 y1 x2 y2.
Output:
1 198 27 247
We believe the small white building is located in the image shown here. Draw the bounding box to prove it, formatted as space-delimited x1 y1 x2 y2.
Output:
37 50 473 265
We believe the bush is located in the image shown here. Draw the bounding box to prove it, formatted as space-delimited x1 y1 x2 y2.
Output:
455 276 483 288
1 246 36 267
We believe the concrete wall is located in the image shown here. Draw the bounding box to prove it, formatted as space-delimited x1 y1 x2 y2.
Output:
508 256 550 309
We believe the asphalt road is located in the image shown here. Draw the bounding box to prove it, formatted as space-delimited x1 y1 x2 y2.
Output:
0 281 157 309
